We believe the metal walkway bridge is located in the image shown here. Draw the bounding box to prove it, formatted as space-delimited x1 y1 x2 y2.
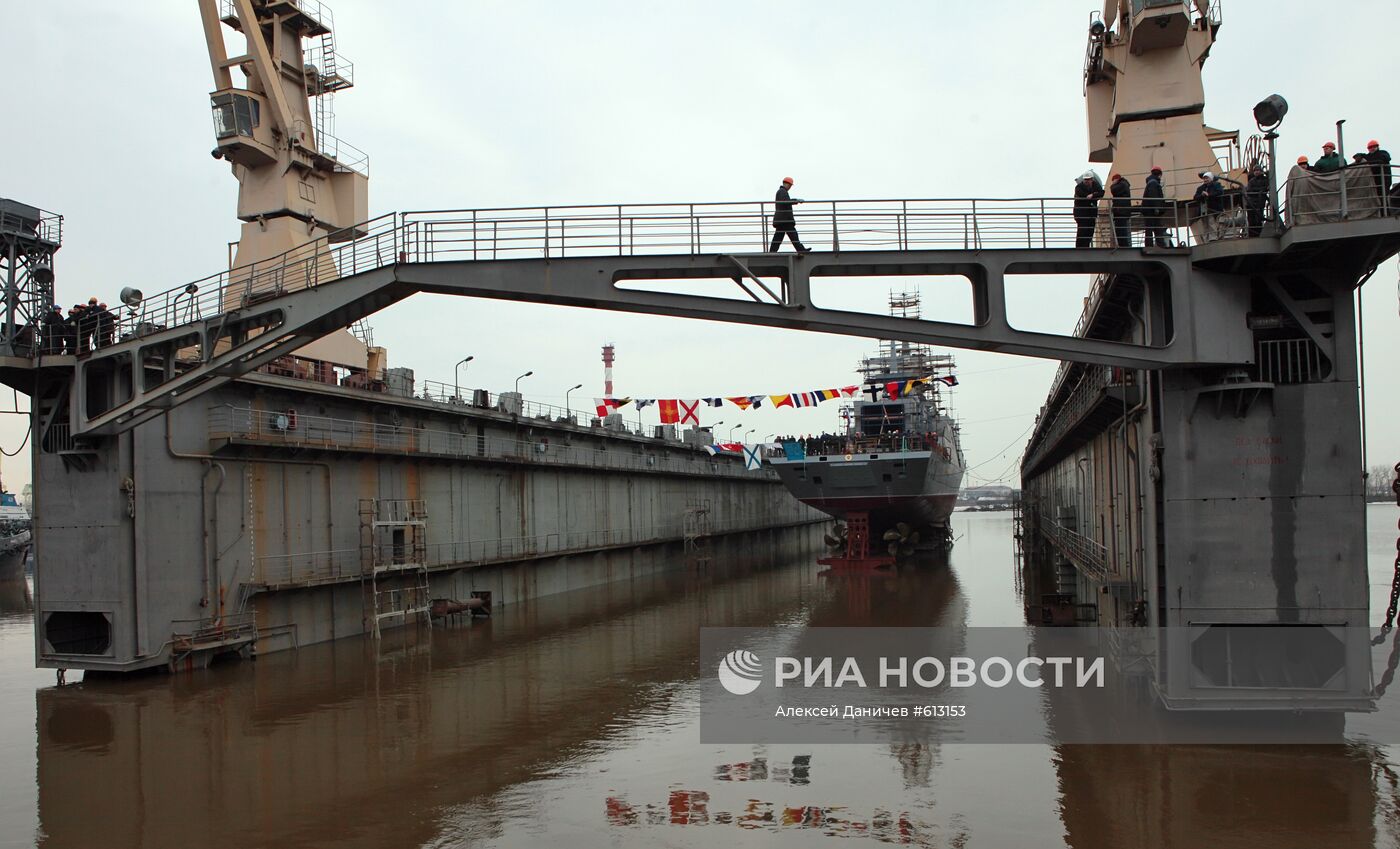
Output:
20 196 1400 437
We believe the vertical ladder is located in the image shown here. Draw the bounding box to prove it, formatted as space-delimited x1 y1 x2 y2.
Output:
359 498 430 637
683 499 711 569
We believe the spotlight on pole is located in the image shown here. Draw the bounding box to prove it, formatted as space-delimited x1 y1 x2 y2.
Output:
1253 94 1288 132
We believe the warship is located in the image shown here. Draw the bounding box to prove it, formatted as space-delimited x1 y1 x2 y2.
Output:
768 293 965 564
0 484 30 583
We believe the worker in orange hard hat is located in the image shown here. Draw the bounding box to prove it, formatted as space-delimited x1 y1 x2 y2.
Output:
1359 139 1392 213
769 177 810 254
1313 141 1343 173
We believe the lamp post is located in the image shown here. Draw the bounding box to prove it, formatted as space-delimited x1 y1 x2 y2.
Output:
729 424 742 442
711 420 724 434
515 370 533 394
454 355 474 402
565 383 583 419
745 428 756 443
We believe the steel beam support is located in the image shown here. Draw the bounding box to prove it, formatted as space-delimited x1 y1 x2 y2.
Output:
57 245 1257 437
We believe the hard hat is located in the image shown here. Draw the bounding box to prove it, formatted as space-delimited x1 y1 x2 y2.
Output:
1368 139 1380 148
1322 141 1335 150
781 176 794 185
1297 155 1309 164
1150 165 1163 173
1200 171 1214 180
1080 170 1098 182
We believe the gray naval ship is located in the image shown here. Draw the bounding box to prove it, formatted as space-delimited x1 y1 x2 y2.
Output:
769 307 965 553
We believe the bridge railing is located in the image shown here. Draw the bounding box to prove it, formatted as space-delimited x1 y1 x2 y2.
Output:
113 212 400 344
104 180 1389 354
401 198 1140 261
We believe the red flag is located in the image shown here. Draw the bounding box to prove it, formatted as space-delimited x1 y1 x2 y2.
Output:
658 399 681 424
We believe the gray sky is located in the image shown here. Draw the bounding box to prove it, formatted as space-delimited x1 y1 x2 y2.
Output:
1 0 1396 492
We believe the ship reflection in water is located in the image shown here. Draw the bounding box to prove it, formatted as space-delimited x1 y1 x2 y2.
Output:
26 513 1400 848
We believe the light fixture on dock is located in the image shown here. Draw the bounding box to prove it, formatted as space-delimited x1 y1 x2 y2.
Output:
565 383 583 419
455 355 474 402
119 287 143 309
515 370 533 393
32 260 53 286
1253 94 1288 132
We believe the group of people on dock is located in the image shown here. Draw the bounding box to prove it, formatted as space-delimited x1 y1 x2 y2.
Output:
39 298 117 355
758 144 1393 256
1072 136 1392 248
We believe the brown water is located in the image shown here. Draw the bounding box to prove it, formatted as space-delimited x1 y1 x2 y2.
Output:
2 509 1399 848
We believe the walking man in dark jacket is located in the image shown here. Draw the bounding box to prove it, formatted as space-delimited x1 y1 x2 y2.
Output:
1073 171 1104 248
1244 164 1269 237
1108 172 1132 248
1141 166 1168 247
770 177 809 253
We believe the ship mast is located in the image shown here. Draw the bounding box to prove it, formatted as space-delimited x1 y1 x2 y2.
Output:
197 0 370 367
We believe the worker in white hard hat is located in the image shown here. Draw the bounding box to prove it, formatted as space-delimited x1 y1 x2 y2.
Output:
1072 171 1105 248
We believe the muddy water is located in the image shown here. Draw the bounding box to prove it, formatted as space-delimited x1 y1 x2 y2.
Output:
0 510 1398 847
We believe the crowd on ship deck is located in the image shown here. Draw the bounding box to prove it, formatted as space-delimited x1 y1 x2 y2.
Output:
776 431 950 457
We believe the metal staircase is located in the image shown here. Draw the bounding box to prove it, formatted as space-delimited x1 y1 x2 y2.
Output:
359 498 431 637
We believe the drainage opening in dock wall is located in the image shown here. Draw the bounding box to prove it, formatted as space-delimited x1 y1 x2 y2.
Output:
1189 624 1345 690
43 611 113 656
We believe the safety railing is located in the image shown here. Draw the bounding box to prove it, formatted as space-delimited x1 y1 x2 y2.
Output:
170 612 257 650
97 177 1398 359
0 203 62 246
315 129 369 176
408 380 594 423
39 422 75 455
1022 363 1117 473
220 0 332 31
400 197 1181 261
254 514 807 588
208 405 760 479
1256 337 1330 384
113 212 398 343
1279 163 1394 225
1042 520 1111 585
257 548 360 586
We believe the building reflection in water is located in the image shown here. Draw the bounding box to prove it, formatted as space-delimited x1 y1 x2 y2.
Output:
32 515 1399 848
36 531 821 849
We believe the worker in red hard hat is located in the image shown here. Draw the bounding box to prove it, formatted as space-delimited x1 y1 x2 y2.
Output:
1141 166 1168 247
769 177 810 254
1313 141 1343 173
1359 139 1393 213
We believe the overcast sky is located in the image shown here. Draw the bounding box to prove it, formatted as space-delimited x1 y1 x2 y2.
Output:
1 0 1396 492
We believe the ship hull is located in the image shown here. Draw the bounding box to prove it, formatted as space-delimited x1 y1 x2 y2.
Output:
0 530 32 584
768 451 963 533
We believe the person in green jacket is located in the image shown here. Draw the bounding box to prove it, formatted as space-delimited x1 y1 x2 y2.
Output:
1313 141 1344 173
